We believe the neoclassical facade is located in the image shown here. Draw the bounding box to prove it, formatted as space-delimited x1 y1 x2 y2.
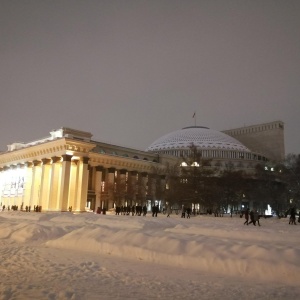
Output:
0 128 174 212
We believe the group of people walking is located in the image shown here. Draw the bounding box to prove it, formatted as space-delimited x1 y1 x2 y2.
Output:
181 207 192 218
115 205 148 216
1 204 41 212
113 204 193 218
243 206 299 226
243 208 261 226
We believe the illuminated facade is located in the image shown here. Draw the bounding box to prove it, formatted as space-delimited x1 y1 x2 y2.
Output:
0 128 173 212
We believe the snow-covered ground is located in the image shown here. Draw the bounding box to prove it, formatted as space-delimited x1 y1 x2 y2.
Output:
0 210 299 300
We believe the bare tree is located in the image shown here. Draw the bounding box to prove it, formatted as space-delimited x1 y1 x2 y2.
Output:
218 166 248 217
250 163 287 217
282 154 300 208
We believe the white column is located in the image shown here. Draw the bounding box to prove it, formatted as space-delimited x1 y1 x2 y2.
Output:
75 157 89 212
95 166 104 211
10 165 18 205
49 156 62 211
0 168 3 206
16 164 26 208
159 175 166 208
68 160 79 212
0 167 6 207
107 168 115 209
148 174 156 205
30 160 42 210
23 162 33 208
139 172 148 205
39 159 51 211
128 171 137 206
58 154 72 211
119 169 127 206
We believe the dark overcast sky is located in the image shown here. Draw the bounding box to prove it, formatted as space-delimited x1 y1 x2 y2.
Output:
1 0 300 155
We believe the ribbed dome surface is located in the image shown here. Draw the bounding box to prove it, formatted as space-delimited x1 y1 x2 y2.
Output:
147 126 250 152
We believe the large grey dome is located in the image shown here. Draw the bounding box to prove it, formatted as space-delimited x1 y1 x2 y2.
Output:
147 126 250 152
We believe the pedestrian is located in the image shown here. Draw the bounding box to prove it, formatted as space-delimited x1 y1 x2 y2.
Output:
253 209 261 226
248 209 256 226
152 205 155 217
143 205 147 216
186 207 191 218
289 207 297 225
132 205 136 216
244 208 249 225
166 205 171 217
126 205 131 215
181 206 186 218
154 205 159 217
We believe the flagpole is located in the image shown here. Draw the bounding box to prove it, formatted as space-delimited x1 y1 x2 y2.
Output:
193 111 196 126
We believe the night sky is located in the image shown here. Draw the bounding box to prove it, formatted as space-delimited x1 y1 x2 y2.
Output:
1 0 300 155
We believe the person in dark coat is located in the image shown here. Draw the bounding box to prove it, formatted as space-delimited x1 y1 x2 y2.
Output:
248 209 256 226
186 207 191 218
142 205 147 216
152 205 155 217
253 210 261 226
289 207 297 225
154 205 159 217
244 208 250 225
181 206 186 218
126 206 131 215
131 205 136 216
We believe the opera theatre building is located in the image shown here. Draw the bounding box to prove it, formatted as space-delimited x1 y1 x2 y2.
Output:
0 121 285 213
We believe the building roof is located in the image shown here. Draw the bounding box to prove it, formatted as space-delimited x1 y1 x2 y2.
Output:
146 126 251 152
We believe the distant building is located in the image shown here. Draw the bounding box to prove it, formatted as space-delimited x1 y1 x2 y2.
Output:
0 121 285 212
146 121 285 171
222 120 285 162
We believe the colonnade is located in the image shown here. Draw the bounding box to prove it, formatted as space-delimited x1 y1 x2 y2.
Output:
88 166 166 212
0 157 166 212
0 155 89 212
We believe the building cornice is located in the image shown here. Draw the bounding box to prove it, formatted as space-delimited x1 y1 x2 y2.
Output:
0 138 96 167
89 152 165 173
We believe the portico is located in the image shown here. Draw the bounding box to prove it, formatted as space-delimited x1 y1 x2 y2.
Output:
0 128 170 212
